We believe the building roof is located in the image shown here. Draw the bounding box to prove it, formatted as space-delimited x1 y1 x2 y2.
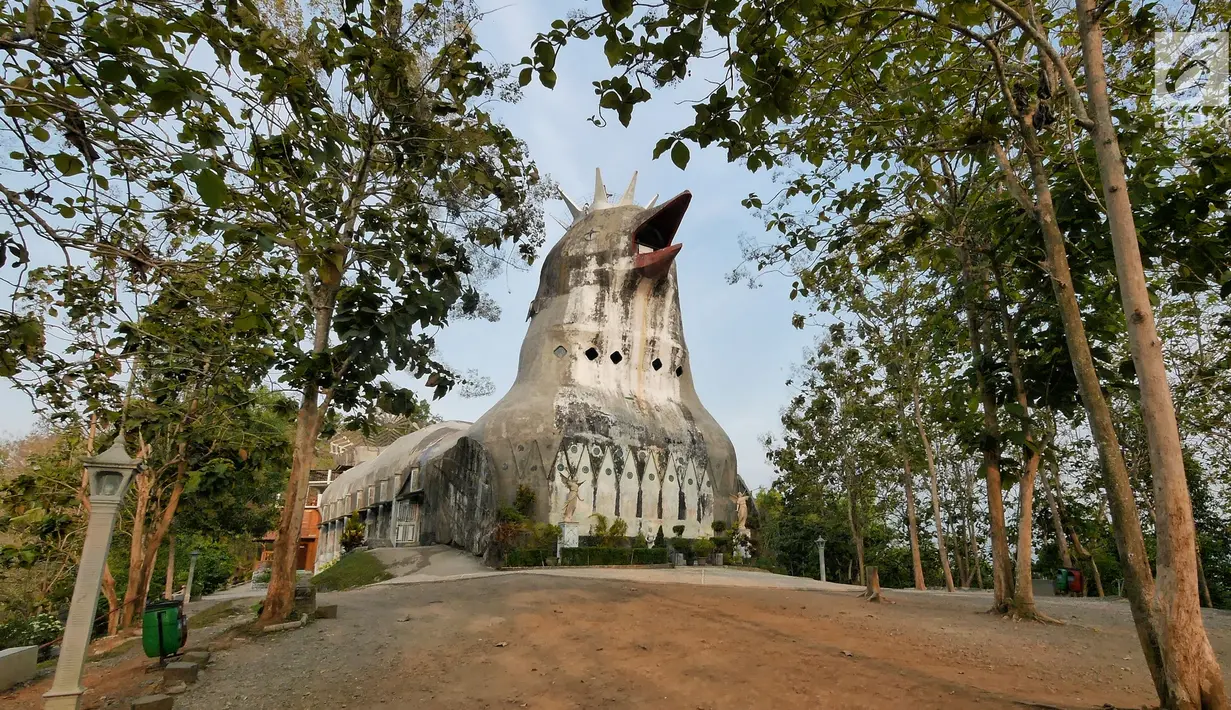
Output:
318 421 470 519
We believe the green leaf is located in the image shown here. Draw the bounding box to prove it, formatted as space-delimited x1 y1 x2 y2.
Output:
193 169 226 209
539 69 557 89
602 0 634 20
518 67 533 86
670 141 690 170
52 153 83 176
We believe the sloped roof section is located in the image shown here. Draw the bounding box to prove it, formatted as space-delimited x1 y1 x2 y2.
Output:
318 421 470 516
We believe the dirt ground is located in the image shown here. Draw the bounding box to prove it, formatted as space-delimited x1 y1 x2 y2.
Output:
8 573 1231 710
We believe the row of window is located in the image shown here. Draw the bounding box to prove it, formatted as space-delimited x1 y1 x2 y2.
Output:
554 344 685 377
323 468 423 520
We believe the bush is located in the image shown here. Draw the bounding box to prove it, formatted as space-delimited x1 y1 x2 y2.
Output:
672 525 686 537
504 548 550 567
654 526 665 548
340 513 366 553
251 569 271 583
633 547 670 565
711 520 727 535
514 485 536 518
632 533 648 549
530 523 561 549
693 538 715 559
589 514 630 548
496 505 527 524
560 547 670 566
0 613 63 657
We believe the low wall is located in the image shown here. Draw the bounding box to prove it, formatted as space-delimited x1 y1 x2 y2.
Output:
0 645 37 691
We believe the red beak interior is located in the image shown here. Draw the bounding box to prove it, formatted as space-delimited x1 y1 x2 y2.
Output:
632 191 690 279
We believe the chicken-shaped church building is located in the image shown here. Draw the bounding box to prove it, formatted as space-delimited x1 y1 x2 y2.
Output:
315 171 743 565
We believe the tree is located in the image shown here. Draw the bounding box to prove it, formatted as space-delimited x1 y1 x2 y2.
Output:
526 2 1231 704
221 0 547 625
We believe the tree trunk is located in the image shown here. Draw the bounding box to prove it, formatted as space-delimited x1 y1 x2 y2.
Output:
861 566 887 603
913 383 955 592
993 116 1168 702
260 278 339 626
989 255 1044 618
120 468 152 628
120 457 187 629
903 461 926 590
260 394 320 624
1070 529 1105 598
1196 538 1213 609
164 535 176 600
847 477 866 586
897 399 926 590
1073 2 1227 705
959 245 1014 611
1043 457 1074 568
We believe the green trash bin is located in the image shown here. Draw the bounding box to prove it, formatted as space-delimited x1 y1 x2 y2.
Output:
142 599 188 659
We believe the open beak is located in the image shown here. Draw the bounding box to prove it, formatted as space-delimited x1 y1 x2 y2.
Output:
631 191 690 280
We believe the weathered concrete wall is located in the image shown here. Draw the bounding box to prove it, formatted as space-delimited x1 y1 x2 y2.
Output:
416 436 497 555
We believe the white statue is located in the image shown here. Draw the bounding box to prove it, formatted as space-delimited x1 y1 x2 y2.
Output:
731 491 749 531
562 475 582 523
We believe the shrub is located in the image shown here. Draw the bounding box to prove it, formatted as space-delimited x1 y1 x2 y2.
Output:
633 547 670 565
608 518 629 542
505 548 550 567
559 547 670 566
711 520 727 534
340 513 366 552
514 485 536 518
654 526 665 548
530 523 561 549
632 533 648 549
251 569 271 583
497 505 526 524
693 538 715 559
672 525 686 537
0 613 63 657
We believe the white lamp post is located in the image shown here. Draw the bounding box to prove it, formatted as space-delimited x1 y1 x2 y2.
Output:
44 434 140 710
816 535 827 582
184 549 201 603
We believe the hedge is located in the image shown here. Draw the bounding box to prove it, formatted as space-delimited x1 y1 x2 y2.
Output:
504 548 551 567
559 547 669 566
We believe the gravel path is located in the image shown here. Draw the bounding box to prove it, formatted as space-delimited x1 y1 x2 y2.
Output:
167 572 1231 710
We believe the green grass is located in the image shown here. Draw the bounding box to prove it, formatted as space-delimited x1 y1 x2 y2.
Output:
310 550 392 592
188 601 243 630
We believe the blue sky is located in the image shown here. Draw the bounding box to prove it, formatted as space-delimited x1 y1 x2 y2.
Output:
0 0 818 490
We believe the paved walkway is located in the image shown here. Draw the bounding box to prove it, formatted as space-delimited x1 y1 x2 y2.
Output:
519 564 862 592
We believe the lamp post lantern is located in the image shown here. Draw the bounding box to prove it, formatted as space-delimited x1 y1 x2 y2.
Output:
184 549 201 603
816 535 827 582
44 434 140 710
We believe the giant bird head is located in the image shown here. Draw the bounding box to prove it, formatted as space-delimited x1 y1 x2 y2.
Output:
532 170 691 306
